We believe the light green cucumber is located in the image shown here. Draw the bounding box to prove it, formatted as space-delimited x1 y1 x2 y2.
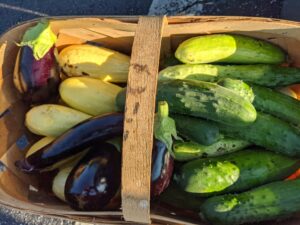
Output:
116 80 257 126
175 149 300 196
175 34 285 64
156 80 257 126
218 78 254 102
173 138 250 161
159 64 300 87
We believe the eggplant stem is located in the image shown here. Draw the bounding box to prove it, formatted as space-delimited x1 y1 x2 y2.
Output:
15 159 35 173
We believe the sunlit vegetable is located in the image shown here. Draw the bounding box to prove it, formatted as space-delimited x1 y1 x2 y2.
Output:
59 77 121 116
58 44 130 82
25 104 91 137
13 19 60 103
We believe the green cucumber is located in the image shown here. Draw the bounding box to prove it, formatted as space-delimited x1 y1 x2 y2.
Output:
160 55 182 69
172 114 222 145
173 138 250 161
218 78 254 102
116 80 257 126
218 112 300 157
251 84 300 125
158 64 300 87
175 34 285 64
156 80 257 126
158 182 204 211
200 179 300 225
175 149 300 196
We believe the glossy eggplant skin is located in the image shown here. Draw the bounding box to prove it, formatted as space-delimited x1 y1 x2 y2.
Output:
13 46 60 103
15 113 124 173
65 142 121 211
151 140 174 197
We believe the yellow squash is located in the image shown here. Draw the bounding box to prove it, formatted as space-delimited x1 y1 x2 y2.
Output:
25 104 91 137
58 44 130 82
26 136 55 157
59 77 122 116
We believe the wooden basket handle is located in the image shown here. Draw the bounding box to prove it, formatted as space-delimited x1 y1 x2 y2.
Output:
121 16 166 224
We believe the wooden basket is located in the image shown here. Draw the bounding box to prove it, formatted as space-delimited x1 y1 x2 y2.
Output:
1 16 300 225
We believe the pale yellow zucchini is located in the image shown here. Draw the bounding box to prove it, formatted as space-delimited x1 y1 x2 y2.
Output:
25 104 91 137
59 77 121 116
58 44 130 82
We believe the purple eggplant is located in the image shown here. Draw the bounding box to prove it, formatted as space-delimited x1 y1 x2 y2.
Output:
15 113 124 173
13 46 60 103
64 142 121 211
151 140 174 197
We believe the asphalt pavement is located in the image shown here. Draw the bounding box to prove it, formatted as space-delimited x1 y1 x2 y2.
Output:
0 0 300 224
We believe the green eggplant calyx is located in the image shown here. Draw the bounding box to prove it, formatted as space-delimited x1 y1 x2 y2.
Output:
19 19 57 60
154 101 181 154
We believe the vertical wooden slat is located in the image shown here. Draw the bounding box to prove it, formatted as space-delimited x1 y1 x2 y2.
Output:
121 16 166 224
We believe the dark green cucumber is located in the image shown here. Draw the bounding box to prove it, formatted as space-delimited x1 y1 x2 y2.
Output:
175 149 300 196
159 64 300 87
173 138 250 161
158 182 204 211
160 55 182 70
218 78 254 102
156 80 257 126
175 34 285 64
251 84 300 125
172 114 222 145
201 179 300 225
218 112 300 157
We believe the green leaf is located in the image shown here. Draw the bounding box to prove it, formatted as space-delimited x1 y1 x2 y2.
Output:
19 19 56 60
154 101 181 154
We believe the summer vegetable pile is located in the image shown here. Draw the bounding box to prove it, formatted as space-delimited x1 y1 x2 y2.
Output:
12 20 300 225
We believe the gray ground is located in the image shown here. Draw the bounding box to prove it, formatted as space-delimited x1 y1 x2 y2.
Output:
0 0 300 224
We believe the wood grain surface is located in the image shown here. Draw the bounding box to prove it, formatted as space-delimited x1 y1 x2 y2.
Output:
121 16 166 224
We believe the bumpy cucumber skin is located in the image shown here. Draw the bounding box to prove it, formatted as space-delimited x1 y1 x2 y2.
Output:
219 112 300 157
218 78 254 103
173 138 250 161
157 80 257 127
200 179 300 225
175 34 285 64
159 64 300 87
175 149 300 196
172 114 222 145
251 84 300 125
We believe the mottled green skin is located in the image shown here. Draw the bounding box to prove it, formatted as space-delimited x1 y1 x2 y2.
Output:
175 34 285 64
201 179 300 225
157 80 257 126
158 182 204 211
175 149 300 196
252 84 300 125
159 64 300 87
218 78 254 102
173 138 250 161
219 112 300 156
172 114 222 145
